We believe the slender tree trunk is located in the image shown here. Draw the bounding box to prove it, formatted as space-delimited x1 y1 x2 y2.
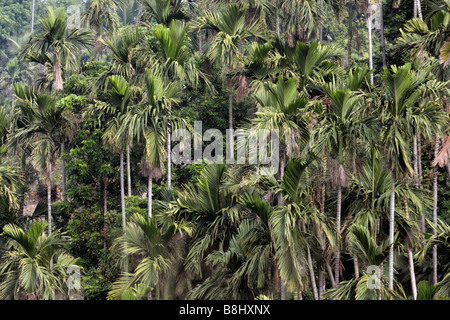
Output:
346 1 353 67
416 0 423 20
307 246 319 300
61 141 66 201
414 0 417 18
326 263 336 288
388 166 396 290
276 8 280 38
413 136 418 183
418 135 423 179
229 81 233 131
378 1 387 67
404 198 417 300
353 255 360 279
318 270 324 299
47 161 52 235
31 0 35 32
279 153 286 300
199 30 202 54
367 5 374 85
379 262 384 300
53 52 64 92
432 138 439 285
103 172 108 249
302 221 318 300
407 246 417 300
123 3 127 25
413 135 426 233
318 0 323 43
335 163 343 285
104 173 108 215
148 174 153 219
120 151 128 273
120 151 126 230
416 135 425 233
127 143 131 197
167 131 172 188
318 152 335 288
167 102 172 188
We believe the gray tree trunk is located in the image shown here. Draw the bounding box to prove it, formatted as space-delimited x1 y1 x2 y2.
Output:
199 30 202 54
378 1 387 67
31 0 35 32
104 173 108 215
229 81 233 131
335 164 343 285
302 221 318 300
120 151 126 230
407 246 417 300
432 138 439 285
167 131 172 188
120 151 128 273
47 161 52 235
388 167 396 290
416 0 423 19
367 6 374 85
279 154 286 300
413 135 426 232
61 141 66 201
404 199 417 300
127 143 131 197
53 52 64 92
353 255 360 279
148 174 153 220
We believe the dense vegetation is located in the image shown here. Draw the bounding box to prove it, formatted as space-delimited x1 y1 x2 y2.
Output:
0 0 449 301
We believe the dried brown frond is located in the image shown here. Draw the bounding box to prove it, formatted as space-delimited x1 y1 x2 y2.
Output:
432 135 450 167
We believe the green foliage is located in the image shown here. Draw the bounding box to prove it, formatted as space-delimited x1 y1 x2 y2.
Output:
66 206 105 266
1 0 450 302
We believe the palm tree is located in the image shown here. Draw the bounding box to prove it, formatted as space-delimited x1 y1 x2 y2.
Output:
189 192 277 299
0 222 80 300
118 69 181 219
99 26 147 88
109 212 191 300
194 3 267 132
378 63 447 290
394 2 450 66
31 0 36 32
19 7 93 92
171 164 244 277
272 158 332 299
139 0 189 27
367 1 375 84
279 0 325 44
275 39 343 93
323 223 406 300
313 88 377 285
9 84 78 235
141 20 214 187
82 0 122 36
0 58 33 107
252 76 310 173
102 75 135 232
81 0 122 60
